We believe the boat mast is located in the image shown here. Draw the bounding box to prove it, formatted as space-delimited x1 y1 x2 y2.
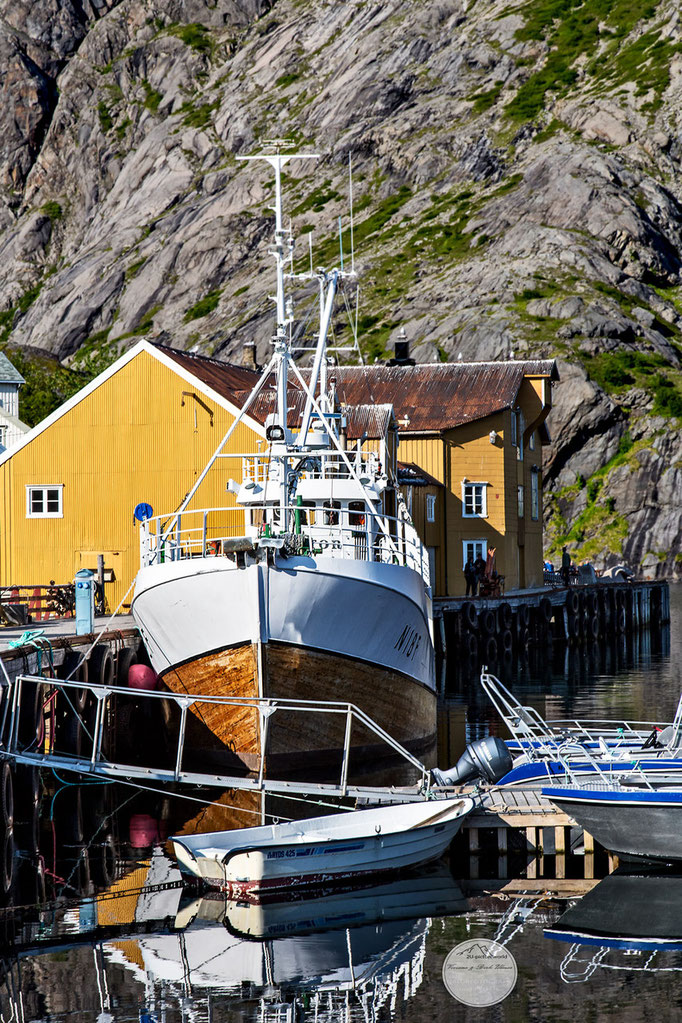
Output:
238 149 318 437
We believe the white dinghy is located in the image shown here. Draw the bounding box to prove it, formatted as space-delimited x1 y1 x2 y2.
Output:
171 796 473 896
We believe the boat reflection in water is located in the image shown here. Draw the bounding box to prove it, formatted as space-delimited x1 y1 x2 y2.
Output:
0 774 467 1022
545 869 682 983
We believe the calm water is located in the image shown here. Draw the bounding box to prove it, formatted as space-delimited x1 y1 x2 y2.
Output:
1 585 680 1022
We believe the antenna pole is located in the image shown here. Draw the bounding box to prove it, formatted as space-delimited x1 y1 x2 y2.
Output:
338 216 344 272
349 153 355 275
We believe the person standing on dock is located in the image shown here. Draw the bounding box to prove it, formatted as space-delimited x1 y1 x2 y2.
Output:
464 556 477 596
561 545 571 587
473 554 486 595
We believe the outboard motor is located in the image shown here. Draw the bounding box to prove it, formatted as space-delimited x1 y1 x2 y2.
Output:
431 736 513 787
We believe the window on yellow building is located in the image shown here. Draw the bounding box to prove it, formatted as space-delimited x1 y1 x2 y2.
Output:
426 494 436 522
531 472 539 520
511 409 524 461
462 482 487 518
26 485 63 518
462 539 486 568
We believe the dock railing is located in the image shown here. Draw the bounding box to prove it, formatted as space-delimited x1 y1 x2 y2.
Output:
0 673 431 800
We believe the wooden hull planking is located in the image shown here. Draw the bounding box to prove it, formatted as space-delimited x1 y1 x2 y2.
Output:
161 641 437 776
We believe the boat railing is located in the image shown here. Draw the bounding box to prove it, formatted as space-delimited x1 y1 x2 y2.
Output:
1 673 431 799
139 505 431 586
481 670 678 755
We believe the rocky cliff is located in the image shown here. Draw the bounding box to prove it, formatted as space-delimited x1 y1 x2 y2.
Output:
1 0 681 577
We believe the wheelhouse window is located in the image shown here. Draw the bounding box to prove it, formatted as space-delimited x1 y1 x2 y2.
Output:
323 500 341 525
462 482 487 518
299 501 315 525
426 494 436 523
349 501 366 528
26 485 63 518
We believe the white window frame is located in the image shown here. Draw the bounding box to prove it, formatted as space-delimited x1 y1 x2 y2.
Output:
462 538 487 569
426 493 436 523
531 472 539 521
461 481 487 518
26 485 64 519
510 409 517 447
517 484 525 519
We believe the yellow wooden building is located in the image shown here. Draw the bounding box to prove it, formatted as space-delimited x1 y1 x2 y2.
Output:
330 359 559 595
0 342 557 606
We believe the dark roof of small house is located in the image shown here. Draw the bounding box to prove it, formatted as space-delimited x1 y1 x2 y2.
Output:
397 462 443 487
0 352 25 385
329 362 559 432
156 345 558 434
157 344 261 397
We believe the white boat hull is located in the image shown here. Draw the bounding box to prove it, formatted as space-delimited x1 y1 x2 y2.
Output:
133 553 434 689
172 797 473 895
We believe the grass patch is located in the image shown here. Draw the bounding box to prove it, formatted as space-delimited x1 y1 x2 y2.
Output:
115 117 131 140
180 100 219 128
275 71 300 88
506 0 661 123
471 83 504 114
41 201 62 222
98 102 113 132
17 283 43 315
651 373 682 418
184 290 221 322
142 80 163 112
125 258 146 281
169 23 213 54
583 349 668 393
291 180 342 216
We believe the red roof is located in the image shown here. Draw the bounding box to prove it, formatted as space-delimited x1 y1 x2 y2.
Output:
156 345 557 433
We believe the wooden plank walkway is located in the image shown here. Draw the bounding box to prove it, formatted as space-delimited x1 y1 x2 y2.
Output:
465 785 575 828
456 785 611 882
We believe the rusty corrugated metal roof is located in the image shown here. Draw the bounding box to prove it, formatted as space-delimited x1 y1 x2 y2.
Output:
156 344 557 433
329 362 558 432
343 403 395 440
157 344 262 399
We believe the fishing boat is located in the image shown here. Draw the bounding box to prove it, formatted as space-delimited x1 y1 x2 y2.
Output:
131 151 436 776
171 796 473 894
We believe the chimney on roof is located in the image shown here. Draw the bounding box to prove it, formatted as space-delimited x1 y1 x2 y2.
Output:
241 341 259 372
389 328 415 367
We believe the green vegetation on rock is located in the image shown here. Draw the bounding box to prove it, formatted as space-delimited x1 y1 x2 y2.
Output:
184 290 221 322
0 346 87 428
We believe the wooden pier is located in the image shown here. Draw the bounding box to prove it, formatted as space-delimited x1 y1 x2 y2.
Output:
435 580 670 677
457 785 615 883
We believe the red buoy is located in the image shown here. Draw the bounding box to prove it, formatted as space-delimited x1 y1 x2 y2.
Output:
128 664 158 690
129 813 163 848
